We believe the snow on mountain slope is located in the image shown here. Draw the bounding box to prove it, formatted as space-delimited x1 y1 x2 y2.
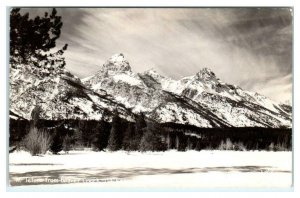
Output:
10 53 291 128
113 73 143 87
83 54 230 127
9 63 134 121
146 67 291 128
84 54 162 112
151 102 224 128
84 54 292 128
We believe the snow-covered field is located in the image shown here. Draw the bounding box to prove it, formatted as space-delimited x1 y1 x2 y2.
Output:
9 150 292 190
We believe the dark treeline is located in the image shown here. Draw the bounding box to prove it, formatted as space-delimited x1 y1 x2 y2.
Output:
9 112 167 155
161 123 292 151
9 116 292 154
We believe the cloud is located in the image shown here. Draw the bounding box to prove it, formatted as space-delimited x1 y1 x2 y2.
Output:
20 8 293 103
242 73 292 102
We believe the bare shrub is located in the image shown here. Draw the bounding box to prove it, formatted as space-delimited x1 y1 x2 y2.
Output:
275 143 289 151
269 142 289 151
268 142 275 151
63 134 72 153
218 138 234 150
234 141 247 151
217 139 247 151
22 127 52 156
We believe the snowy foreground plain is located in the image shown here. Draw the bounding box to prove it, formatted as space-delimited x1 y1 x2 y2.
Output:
9 150 292 190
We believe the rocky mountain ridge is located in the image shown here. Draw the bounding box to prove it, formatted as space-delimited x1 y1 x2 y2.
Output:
10 53 292 128
83 53 292 128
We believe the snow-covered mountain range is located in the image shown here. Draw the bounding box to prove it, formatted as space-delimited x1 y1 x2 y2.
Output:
10 53 292 128
9 62 135 121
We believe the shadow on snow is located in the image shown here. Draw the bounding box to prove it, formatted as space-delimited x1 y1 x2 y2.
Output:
9 165 291 186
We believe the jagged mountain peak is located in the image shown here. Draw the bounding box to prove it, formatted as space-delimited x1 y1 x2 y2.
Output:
110 53 126 62
142 68 165 79
102 53 131 72
196 67 217 81
11 53 291 128
144 68 159 74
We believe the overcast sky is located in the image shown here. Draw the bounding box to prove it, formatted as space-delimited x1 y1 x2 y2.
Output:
22 8 293 103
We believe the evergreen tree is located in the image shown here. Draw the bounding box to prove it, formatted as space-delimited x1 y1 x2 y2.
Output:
91 109 110 151
91 122 110 151
135 113 147 134
122 122 135 151
131 113 147 150
73 126 84 148
31 105 42 128
139 122 167 152
50 128 63 154
91 123 102 151
78 120 90 147
107 111 122 151
10 8 68 69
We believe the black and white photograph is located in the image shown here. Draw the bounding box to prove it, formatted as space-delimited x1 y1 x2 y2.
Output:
8 7 293 190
